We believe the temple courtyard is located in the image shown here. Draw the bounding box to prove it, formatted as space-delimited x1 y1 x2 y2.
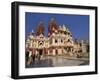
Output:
26 53 89 68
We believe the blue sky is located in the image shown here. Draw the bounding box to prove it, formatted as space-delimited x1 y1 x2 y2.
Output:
25 12 89 41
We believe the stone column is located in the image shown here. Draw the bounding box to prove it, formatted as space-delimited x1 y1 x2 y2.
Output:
53 49 55 56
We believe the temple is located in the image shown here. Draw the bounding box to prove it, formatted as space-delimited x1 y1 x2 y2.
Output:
25 18 89 57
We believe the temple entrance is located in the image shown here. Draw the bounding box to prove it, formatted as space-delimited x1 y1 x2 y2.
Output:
39 49 43 55
36 49 43 60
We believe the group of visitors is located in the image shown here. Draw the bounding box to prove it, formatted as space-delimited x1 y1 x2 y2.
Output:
26 50 42 65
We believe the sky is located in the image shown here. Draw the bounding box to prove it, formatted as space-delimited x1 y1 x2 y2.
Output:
25 12 89 41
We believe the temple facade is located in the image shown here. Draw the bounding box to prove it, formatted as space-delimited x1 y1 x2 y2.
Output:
25 18 89 57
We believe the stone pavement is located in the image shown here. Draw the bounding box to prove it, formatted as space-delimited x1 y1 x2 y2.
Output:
26 55 89 68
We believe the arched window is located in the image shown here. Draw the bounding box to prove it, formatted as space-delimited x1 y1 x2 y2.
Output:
55 39 57 43
61 39 63 43
67 39 70 42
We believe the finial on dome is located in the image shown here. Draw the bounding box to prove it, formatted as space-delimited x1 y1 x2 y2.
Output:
31 29 34 33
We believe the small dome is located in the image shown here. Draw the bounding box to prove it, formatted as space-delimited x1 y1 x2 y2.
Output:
59 25 62 30
29 34 34 39
26 38 30 42
62 24 67 31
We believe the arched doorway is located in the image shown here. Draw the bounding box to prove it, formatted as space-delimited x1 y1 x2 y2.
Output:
38 49 43 56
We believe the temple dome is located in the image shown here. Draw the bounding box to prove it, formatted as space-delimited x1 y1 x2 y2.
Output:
59 25 62 30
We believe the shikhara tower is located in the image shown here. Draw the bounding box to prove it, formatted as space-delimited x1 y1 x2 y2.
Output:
25 18 89 56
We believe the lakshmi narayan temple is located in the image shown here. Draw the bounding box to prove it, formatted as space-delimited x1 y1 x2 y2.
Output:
25 18 89 57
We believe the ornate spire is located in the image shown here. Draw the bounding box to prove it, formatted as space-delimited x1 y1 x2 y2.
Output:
36 21 45 36
48 17 58 36
62 24 67 31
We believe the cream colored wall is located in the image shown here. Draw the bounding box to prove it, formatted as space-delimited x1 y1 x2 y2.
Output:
53 49 56 55
58 49 62 55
